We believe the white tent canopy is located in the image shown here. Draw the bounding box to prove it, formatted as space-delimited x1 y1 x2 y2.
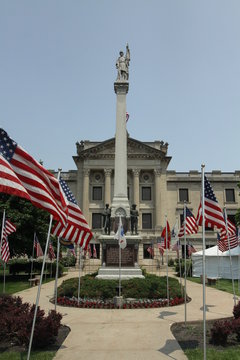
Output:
192 245 240 279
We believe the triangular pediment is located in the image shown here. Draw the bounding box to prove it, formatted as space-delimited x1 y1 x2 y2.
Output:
75 137 171 162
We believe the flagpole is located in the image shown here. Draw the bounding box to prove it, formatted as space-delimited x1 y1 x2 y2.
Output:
183 201 187 325
30 232 35 281
3 262 6 293
201 164 206 360
224 207 236 306
27 215 53 360
77 247 82 304
54 236 61 311
238 227 240 294
165 215 169 307
0 209 6 259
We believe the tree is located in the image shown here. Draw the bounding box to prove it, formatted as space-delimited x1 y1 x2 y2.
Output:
0 194 51 257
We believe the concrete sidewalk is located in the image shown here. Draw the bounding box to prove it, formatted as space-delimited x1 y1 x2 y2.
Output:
18 273 236 360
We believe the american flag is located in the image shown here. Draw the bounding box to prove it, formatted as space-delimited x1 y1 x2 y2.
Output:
220 217 236 241
178 207 198 238
157 238 165 255
217 233 227 252
161 221 171 249
172 240 181 257
0 155 30 201
34 235 43 257
0 129 67 225
93 244 97 258
187 243 197 256
88 244 92 258
1 219 16 263
147 245 154 258
52 178 93 250
48 241 55 260
196 176 225 230
67 243 76 258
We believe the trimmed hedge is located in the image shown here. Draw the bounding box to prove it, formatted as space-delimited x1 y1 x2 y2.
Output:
9 259 64 277
57 273 183 300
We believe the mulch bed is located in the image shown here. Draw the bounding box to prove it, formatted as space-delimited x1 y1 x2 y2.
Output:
0 325 70 354
171 317 239 351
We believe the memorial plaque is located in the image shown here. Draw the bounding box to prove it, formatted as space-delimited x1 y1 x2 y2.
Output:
106 244 135 266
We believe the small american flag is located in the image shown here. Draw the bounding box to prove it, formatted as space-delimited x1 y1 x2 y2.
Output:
187 243 197 256
1 219 16 263
88 244 92 258
157 238 165 256
93 244 97 258
34 235 43 257
217 233 227 252
147 245 154 258
178 207 198 238
196 176 225 230
172 240 181 257
48 241 55 260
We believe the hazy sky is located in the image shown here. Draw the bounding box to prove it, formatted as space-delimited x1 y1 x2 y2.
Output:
1 1 240 173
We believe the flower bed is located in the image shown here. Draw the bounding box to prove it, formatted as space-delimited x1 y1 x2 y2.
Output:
57 296 185 309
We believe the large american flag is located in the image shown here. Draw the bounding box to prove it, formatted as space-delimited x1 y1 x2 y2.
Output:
196 176 225 230
220 217 236 241
0 129 67 225
34 235 43 257
1 219 16 263
178 207 198 238
52 177 93 250
0 155 30 201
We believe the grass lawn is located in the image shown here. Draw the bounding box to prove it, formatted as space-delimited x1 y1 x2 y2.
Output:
187 277 240 296
0 351 56 360
0 268 56 295
185 347 240 360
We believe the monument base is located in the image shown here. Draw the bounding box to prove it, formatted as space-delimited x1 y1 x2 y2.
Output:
96 265 144 280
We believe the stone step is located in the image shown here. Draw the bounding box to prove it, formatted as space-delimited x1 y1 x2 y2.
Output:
96 266 144 280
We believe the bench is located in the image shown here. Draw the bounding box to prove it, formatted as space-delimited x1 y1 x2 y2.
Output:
207 278 217 285
28 277 40 287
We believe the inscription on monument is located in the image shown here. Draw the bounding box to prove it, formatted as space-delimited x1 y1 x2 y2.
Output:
106 244 135 266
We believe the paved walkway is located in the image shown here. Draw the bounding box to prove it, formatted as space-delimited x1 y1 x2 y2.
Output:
17 273 236 360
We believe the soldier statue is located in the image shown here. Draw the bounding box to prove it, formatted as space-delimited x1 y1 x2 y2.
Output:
130 204 139 235
102 203 111 235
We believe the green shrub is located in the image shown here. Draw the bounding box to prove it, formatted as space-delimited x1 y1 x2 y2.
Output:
168 258 175 267
175 258 192 277
57 273 183 300
60 256 76 267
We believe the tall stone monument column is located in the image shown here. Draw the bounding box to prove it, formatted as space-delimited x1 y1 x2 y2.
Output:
111 44 130 219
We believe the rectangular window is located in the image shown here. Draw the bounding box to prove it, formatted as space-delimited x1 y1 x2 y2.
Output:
92 213 102 229
179 189 189 202
228 214 236 226
92 186 102 201
225 189 235 203
142 186 151 201
142 213 152 229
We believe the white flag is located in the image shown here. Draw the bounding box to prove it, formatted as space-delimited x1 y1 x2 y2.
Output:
114 216 127 249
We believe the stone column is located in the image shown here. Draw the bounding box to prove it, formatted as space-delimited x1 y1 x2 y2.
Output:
154 169 162 231
154 168 167 231
82 168 90 225
104 168 112 205
111 82 130 217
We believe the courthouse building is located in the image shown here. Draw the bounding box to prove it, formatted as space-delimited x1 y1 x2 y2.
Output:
59 135 240 271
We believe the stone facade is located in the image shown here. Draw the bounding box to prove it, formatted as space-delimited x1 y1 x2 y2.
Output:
60 137 240 272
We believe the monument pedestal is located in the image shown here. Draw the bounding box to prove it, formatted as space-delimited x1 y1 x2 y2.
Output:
96 234 144 279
